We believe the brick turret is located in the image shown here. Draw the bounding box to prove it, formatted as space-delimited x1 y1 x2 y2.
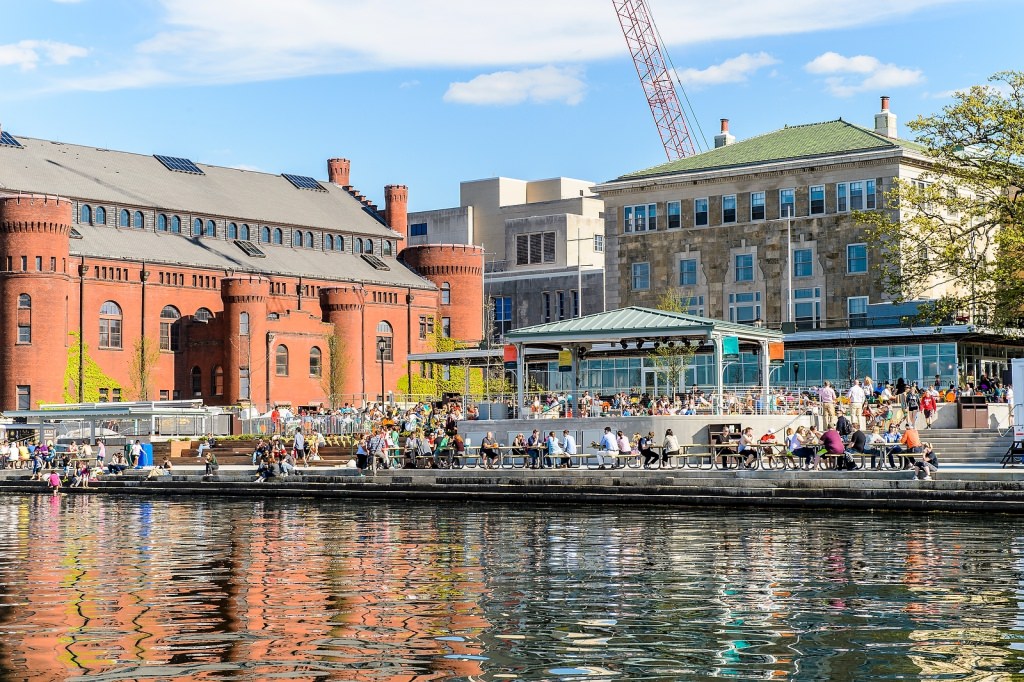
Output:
400 244 484 344
319 285 366 399
220 276 269 407
327 158 350 187
0 195 73 408
384 184 408 240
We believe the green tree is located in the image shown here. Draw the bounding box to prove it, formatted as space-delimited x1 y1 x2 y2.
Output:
857 71 1024 327
319 335 348 409
63 331 121 403
397 316 512 399
128 337 160 401
647 288 698 395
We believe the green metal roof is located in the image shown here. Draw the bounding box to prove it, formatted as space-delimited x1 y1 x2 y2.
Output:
505 307 783 344
617 120 926 181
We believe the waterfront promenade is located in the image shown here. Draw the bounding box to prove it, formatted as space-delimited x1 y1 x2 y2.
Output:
3 461 1024 513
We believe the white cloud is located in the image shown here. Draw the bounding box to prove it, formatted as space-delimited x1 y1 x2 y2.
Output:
805 51 923 97
676 52 779 88
25 0 963 92
444 66 586 106
0 40 88 71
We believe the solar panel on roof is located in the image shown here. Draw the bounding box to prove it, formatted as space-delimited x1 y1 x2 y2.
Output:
282 173 326 192
234 240 266 258
154 154 204 175
69 227 83 239
361 254 390 271
0 131 23 148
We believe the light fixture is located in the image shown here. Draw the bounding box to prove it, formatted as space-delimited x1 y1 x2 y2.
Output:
620 339 628 349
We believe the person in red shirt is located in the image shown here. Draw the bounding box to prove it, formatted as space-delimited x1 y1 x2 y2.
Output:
919 392 938 429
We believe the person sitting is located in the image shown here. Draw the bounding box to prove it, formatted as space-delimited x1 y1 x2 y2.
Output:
914 442 939 480
204 451 219 476
526 429 544 469
106 452 129 475
639 431 659 468
480 432 500 469
835 409 854 440
738 427 758 469
892 424 923 469
196 434 216 460
789 426 814 470
715 426 737 468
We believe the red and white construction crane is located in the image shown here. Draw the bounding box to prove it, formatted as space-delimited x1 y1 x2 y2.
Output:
613 0 700 160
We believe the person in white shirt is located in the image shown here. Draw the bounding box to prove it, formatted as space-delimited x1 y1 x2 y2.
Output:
561 430 577 468
597 427 616 470
847 380 867 430
818 381 837 429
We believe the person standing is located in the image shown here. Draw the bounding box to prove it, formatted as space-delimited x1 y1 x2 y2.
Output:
598 426 615 470
919 389 938 429
367 428 387 471
847 379 867 430
819 380 837 429
293 428 306 461
905 385 921 428
560 430 576 469
130 440 142 467
96 439 106 467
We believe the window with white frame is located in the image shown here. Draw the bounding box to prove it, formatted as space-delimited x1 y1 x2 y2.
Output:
847 243 868 274
729 291 761 324
866 179 876 209
515 232 556 265
722 195 737 224
667 201 681 229
631 262 650 290
850 181 865 210
679 258 698 286
735 254 754 282
794 287 822 329
810 185 825 215
694 198 709 227
624 203 657 232
780 188 795 218
750 192 765 221
793 248 813 278
493 296 512 339
837 182 848 212
848 296 869 328
593 234 604 252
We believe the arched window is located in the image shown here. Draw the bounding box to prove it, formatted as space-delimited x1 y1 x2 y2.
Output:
194 307 212 323
120 209 130 227
157 214 168 231
193 218 203 235
273 228 283 245
227 222 238 239
337 235 345 251
275 345 289 376
206 219 216 237
171 216 181 233
261 226 271 243
190 366 202 396
304 231 313 248
95 206 106 225
365 239 374 254
212 365 224 396
240 224 250 241
383 240 392 256
309 346 322 377
80 205 92 224
376 320 393 361
99 300 122 349
325 234 334 250
355 238 364 254
293 229 302 247
441 282 451 305
239 311 250 336
133 210 144 229
160 305 181 352
18 294 30 309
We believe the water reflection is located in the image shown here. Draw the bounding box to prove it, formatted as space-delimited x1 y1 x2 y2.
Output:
0 495 1020 680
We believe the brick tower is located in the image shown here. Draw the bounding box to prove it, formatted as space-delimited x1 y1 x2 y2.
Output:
319 285 367 401
220 276 269 408
399 244 484 344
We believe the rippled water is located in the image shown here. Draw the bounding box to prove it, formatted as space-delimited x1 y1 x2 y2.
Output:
0 495 1022 680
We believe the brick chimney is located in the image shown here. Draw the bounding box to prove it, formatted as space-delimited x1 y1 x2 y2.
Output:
874 96 897 138
327 158 350 186
714 118 735 148
384 185 408 240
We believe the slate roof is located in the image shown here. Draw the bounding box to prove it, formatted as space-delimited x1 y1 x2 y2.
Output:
71 222 436 289
617 120 927 181
505 306 782 343
0 134 399 237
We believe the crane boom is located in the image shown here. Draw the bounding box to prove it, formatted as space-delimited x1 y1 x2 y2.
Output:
613 0 696 160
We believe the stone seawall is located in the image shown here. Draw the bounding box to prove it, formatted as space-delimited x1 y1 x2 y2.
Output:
3 468 1024 513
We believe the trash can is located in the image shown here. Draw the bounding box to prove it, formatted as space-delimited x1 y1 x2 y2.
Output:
137 443 154 468
957 396 988 429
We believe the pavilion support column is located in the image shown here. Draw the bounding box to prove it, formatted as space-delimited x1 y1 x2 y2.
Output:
713 334 724 416
515 343 526 418
760 339 771 413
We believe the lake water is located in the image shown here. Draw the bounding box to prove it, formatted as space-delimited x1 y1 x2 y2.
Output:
0 494 1022 680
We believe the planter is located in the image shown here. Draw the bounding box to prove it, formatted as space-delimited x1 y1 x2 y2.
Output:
169 441 195 458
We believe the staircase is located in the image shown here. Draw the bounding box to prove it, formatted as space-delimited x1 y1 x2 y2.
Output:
916 428 1014 464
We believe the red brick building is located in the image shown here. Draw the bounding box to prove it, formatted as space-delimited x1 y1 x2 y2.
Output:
0 132 483 411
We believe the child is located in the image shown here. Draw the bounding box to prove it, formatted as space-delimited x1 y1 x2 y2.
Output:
47 470 62 495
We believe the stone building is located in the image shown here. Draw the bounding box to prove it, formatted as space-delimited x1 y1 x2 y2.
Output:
0 132 482 411
591 97 1020 389
407 177 605 343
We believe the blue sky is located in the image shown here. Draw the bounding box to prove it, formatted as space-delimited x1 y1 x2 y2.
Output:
0 0 1019 211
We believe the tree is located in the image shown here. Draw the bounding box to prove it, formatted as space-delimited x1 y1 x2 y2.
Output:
858 71 1024 327
319 335 348 410
63 331 121 403
128 337 161 400
647 288 698 396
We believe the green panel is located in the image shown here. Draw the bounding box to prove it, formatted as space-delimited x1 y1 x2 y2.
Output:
820 348 838 360
805 349 821 361
875 347 889 358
